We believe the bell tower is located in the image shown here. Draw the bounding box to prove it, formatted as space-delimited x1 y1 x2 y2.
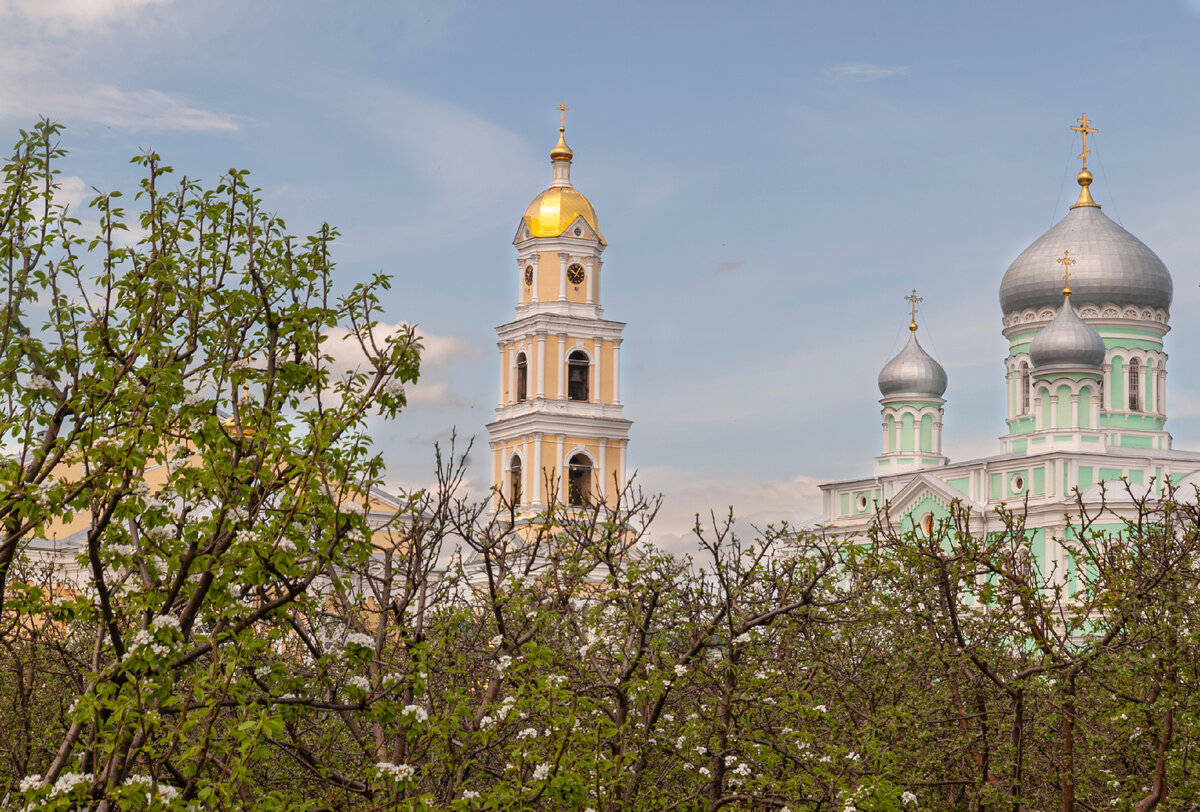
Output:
486 107 632 512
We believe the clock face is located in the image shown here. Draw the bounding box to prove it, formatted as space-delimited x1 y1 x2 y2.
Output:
524 266 533 286
567 263 585 285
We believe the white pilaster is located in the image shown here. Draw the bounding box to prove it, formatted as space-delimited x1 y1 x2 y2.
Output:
556 434 565 503
557 334 567 400
499 342 507 406
558 252 568 301
613 338 622 404
598 440 607 502
533 433 544 505
536 333 546 398
592 338 602 403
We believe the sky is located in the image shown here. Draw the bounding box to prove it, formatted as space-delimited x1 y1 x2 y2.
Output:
6 0 1200 551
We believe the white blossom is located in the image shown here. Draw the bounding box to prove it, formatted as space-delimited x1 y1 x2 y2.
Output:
497 654 513 674
733 633 751 645
813 704 828 713
490 635 503 648
733 762 752 777
902 790 918 805
402 704 428 722
345 632 375 651
518 727 538 739
347 676 371 694
151 615 181 632
18 775 41 792
532 763 551 781
376 761 416 781
674 664 687 677
50 772 91 796
698 766 711 777
382 380 406 398
462 790 480 799
27 374 52 391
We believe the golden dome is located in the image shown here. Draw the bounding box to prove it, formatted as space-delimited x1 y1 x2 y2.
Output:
550 127 573 162
522 185 605 244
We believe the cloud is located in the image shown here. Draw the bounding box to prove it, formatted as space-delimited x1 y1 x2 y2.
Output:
823 63 908 82
352 86 541 242
0 85 239 133
715 260 745 274
320 323 482 410
322 323 481 373
0 0 169 31
637 466 824 556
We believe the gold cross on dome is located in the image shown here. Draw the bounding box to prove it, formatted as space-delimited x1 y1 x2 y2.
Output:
905 288 923 331
556 103 569 130
1070 113 1098 171
1057 250 1077 297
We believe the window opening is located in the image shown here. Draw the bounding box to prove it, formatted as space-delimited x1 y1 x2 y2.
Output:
568 350 589 401
516 352 527 402
1128 358 1141 411
568 453 592 506
510 455 522 506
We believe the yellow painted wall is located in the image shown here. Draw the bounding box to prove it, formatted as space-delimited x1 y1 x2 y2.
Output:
537 252 559 302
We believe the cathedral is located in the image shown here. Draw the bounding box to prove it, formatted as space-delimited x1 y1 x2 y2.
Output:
485 108 631 512
819 115 1200 548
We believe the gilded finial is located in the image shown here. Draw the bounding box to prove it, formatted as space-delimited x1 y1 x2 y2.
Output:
904 288 923 332
550 103 573 162
1068 114 1101 209
1057 250 1076 298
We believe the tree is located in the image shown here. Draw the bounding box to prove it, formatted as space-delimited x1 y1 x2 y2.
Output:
0 119 419 809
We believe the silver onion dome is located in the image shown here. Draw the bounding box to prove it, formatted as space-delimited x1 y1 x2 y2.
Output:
999 205 1172 316
878 331 947 399
1029 298 1106 370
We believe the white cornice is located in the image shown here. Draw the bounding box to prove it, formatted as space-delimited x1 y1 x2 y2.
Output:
496 312 626 341
487 410 633 443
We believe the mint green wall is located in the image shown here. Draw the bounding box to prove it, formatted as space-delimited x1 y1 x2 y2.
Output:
1110 356 1124 410
1079 387 1092 428
948 477 969 496
920 413 933 453
1009 418 1034 436
886 415 895 452
901 413 914 453
1078 466 1093 488
1056 384 1071 428
1033 467 1045 495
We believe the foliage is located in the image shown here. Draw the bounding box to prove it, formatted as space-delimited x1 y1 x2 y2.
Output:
3 121 1200 811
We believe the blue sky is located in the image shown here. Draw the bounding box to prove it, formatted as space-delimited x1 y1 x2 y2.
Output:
7 0 1200 549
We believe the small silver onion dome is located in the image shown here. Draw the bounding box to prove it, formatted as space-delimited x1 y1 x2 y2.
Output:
999 205 1172 316
1030 297 1106 370
878 331 948 399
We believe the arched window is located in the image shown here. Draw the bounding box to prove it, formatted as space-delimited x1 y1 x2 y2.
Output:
509 455 522 506
568 350 589 402
567 453 592 506
1019 362 1031 414
515 352 528 402
1128 358 1141 411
